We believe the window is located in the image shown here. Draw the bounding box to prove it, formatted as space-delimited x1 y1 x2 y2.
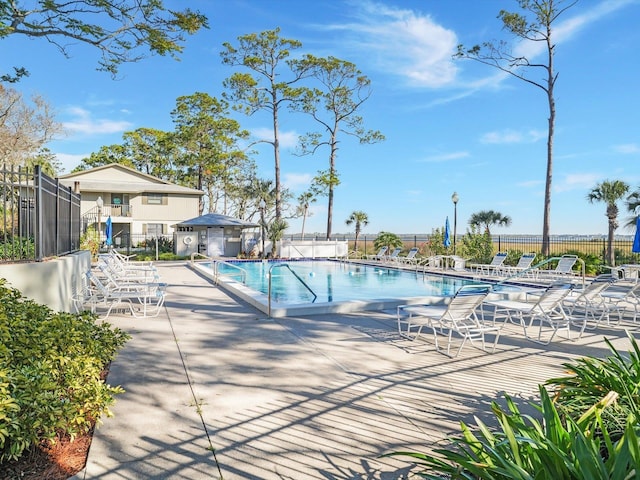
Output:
145 223 165 236
144 193 165 205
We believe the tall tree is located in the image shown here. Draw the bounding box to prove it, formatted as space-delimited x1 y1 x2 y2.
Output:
0 84 62 166
345 210 369 253
171 92 250 215
297 191 316 240
122 128 177 181
626 188 640 228
587 180 629 267
455 0 577 256
0 1 208 78
468 210 512 235
73 143 133 172
221 27 310 221
291 55 384 239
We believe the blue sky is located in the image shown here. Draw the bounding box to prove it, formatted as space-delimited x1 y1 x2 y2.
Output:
2 0 639 236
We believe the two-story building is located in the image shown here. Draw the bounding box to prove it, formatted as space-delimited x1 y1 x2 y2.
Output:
59 164 203 246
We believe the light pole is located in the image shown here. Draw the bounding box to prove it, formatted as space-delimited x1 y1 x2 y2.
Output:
451 192 459 255
96 196 104 246
258 199 266 258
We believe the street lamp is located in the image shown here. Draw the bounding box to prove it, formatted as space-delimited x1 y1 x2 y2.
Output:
96 196 104 245
258 199 266 258
451 192 459 255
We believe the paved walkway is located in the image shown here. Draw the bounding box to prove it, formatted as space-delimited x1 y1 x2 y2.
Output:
72 263 638 479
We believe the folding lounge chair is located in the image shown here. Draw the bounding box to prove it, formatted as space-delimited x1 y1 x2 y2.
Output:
85 270 166 319
539 254 579 279
501 253 537 278
397 284 499 357
468 252 508 276
600 280 640 322
384 247 403 262
564 274 623 329
484 281 578 345
396 247 420 265
364 246 388 261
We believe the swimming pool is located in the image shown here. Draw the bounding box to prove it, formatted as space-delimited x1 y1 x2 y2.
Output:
191 259 520 317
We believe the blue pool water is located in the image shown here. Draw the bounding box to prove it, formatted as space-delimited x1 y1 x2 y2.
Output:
211 260 485 305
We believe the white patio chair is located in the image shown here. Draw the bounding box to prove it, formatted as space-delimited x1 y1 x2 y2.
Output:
601 280 640 322
384 247 403 263
364 246 388 261
484 281 578 345
86 270 166 319
468 252 508 276
397 284 499 357
538 254 579 280
564 274 623 329
395 247 420 265
501 252 537 278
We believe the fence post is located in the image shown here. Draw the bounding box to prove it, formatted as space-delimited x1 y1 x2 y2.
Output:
34 165 43 261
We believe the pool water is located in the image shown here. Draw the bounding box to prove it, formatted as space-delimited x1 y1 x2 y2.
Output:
213 260 480 305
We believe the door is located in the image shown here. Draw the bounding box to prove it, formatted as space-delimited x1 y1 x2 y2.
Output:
207 227 225 257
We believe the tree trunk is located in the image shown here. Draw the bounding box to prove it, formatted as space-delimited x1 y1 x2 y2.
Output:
542 27 555 257
272 89 282 221
607 220 615 267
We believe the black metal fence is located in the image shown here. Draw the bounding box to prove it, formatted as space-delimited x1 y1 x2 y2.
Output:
1 165 81 262
289 233 640 264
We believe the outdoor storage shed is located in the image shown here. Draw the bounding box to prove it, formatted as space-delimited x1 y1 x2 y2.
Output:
173 213 258 258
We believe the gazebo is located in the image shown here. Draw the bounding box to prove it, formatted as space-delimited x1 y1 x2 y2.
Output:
173 213 258 257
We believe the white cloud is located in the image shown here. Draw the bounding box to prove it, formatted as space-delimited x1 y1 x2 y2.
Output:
54 152 88 174
252 128 299 149
421 151 469 163
555 172 602 192
328 1 459 88
613 143 640 154
62 107 132 135
480 129 545 144
284 173 313 191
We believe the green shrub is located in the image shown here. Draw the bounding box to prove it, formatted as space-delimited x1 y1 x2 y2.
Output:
546 334 640 443
0 280 130 461
459 227 493 263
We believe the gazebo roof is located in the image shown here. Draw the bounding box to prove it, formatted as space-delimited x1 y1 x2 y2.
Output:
174 213 258 228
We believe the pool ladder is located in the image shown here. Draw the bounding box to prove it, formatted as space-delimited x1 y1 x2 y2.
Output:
268 263 318 317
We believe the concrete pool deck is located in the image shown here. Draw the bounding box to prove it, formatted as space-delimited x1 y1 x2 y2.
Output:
73 262 638 479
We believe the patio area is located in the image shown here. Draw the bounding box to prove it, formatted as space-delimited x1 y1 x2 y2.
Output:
75 262 639 480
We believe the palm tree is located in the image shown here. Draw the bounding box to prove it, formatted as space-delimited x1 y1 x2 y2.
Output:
297 191 316 240
625 187 640 228
468 210 512 235
587 180 629 267
345 211 369 252
373 231 403 254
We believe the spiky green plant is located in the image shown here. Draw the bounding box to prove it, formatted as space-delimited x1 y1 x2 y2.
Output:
386 386 640 479
546 333 640 442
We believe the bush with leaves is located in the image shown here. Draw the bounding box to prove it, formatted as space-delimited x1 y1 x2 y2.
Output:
459 226 493 263
547 334 640 444
373 231 404 254
0 280 130 461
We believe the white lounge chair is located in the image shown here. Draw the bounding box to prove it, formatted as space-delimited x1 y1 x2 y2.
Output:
484 281 578 345
601 280 640 322
396 247 420 265
397 284 499 357
384 247 403 262
501 253 537 278
564 274 623 329
468 252 508 276
538 254 579 279
364 246 388 261
84 270 166 319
